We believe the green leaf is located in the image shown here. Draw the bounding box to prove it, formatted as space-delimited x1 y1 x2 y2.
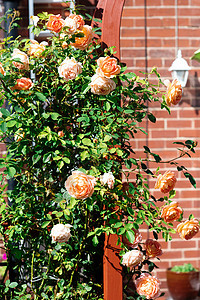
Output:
148 113 156 123
104 135 111 142
41 221 51 228
35 92 46 101
6 120 16 127
105 102 111 111
191 49 200 62
63 157 70 164
32 154 41 165
118 227 126 235
82 138 92 146
51 113 60 120
169 189 176 199
67 198 76 209
184 172 196 188
113 222 123 228
81 150 89 161
9 282 18 288
92 235 99 246
7 167 16 178
0 108 10 117
125 230 135 243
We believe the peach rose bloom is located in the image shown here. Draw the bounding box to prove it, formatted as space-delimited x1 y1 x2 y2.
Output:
90 74 116 95
122 250 143 268
12 49 29 70
65 171 96 200
100 172 115 189
165 79 182 106
28 40 47 57
122 229 142 248
177 218 200 240
58 57 82 81
46 14 65 33
96 56 121 78
71 25 93 50
51 224 72 243
69 14 85 30
161 201 183 223
58 130 64 137
145 239 162 258
0 62 5 75
135 273 161 299
155 170 176 193
63 17 77 35
13 77 34 91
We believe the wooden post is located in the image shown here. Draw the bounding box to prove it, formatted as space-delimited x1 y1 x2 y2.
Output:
92 1 125 299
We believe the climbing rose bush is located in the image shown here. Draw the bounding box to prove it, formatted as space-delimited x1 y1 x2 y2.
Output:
0 8 198 300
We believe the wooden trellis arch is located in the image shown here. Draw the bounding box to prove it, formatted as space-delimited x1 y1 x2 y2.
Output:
92 1 125 299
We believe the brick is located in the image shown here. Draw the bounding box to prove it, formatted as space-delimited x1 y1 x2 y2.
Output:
191 0 200 5
147 39 162 48
179 109 199 118
148 8 175 17
149 28 175 38
122 8 144 17
167 119 192 128
121 18 134 28
179 7 200 16
151 129 178 139
121 28 145 38
179 129 199 138
120 39 134 48
149 49 175 58
161 250 183 259
162 39 175 48
178 0 189 4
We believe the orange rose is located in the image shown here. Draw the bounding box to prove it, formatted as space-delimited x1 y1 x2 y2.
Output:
96 56 121 78
46 14 65 33
154 170 176 194
122 250 143 268
12 49 29 70
135 274 161 299
177 218 200 240
145 239 162 258
0 62 5 75
65 171 96 200
165 79 182 106
161 201 183 222
69 14 85 30
71 25 93 50
28 40 47 57
13 77 34 91
90 74 116 95
58 57 82 82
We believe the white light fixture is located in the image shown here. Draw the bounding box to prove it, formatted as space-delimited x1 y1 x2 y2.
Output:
169 49 191 87
169 0 190 87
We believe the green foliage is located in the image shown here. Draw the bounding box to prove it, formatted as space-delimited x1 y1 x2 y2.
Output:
171 263 197 273
0 8 198 300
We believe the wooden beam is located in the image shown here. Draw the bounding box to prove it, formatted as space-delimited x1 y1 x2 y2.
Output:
92 1 125 298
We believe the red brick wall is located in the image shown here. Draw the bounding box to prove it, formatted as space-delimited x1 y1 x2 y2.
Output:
121 0 200 297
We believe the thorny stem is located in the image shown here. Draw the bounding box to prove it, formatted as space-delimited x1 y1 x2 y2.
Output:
31 250 35 291
68 206 88 288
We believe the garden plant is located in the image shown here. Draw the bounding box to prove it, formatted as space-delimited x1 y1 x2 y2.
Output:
0 4 199 300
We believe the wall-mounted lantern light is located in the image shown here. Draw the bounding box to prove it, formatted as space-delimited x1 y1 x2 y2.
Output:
169 49 191 87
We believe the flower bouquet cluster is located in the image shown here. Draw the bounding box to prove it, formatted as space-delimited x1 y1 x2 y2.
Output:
0 7 198 300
